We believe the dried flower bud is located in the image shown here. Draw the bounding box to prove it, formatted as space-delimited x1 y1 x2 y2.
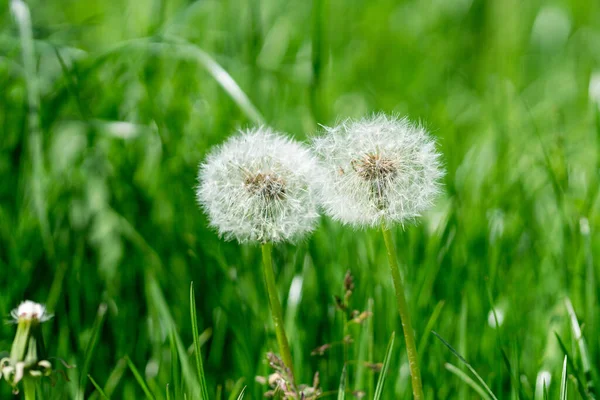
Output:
350 311 373 325
310 343 332 356
365 362 384 372
344 270 355 293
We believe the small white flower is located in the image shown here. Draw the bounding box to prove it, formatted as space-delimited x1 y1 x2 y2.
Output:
10 301 52 323
312 114 444 228
197 126 321 243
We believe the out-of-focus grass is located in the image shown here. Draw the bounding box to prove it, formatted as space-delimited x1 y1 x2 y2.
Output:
1 0 600 398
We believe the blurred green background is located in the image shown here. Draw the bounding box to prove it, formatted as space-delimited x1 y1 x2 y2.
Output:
1 0 600 398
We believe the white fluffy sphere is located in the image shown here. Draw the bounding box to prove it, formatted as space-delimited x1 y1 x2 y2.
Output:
11 300 52 323
197 127 321 243
312 114 444 228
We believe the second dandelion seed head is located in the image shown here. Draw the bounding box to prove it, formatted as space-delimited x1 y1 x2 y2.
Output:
312 114 444 228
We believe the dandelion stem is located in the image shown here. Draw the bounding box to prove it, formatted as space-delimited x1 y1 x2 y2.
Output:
381 226 424 400
261 242 296 384
23 377 37 400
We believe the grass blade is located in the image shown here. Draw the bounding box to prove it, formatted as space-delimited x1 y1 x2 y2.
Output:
554 332 590 399
227 378 245 400
337 364 347 400
88 375 110 400
236 386 246 400
417 300 445 364
79 303 108 400
191 282 210 400
146 276 201 398
564 297 596 397
432 331 499 400
374 331 395 400
444 362 492 400
126 356 155 400
560 356 568 400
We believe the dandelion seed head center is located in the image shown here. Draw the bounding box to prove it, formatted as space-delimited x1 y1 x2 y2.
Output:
244 172 287 201
353 153 397 182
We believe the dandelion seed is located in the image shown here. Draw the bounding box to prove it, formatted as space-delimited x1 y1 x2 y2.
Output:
312 114 444 228
197 126 321 244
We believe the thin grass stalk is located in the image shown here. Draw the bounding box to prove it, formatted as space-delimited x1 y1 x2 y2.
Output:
261 243 296 384
381 226 424 399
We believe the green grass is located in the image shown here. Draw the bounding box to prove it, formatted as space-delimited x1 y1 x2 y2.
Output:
1 0 600 398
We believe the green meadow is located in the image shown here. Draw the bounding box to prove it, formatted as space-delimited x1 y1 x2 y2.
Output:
1 0 600 398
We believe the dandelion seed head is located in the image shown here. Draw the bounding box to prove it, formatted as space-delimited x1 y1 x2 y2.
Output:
312 114 444 228
197 126 321 243
10 301 52 323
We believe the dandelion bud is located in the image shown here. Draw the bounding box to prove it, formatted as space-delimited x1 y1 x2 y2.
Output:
1 301 53 391
312 114 444 228
197 126 321 243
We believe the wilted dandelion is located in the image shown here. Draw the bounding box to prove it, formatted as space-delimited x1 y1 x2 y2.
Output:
197 126 322 385
312 114 443 228
312 114 444 400
197 126 321 243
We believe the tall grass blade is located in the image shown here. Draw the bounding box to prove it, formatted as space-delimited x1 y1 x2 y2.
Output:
555 332 590 399
560 356 568 400
88 375 110 400
126 356 155 400
106 358 127 398
79 303 108 400
564 297 596 397
418 300 445 363
444 362 492 400
146 275 202 398
236 386 246 400
190 282 210 400
432 330 499 400
374 331 395 400
170 331 182 399
337 364 347 400
227 378 245 400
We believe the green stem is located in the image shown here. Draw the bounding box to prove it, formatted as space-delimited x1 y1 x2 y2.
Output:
381 226 424 400
23 378 37 400
261 243 296 384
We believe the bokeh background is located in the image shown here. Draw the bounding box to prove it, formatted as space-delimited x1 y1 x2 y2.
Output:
1 0 600 398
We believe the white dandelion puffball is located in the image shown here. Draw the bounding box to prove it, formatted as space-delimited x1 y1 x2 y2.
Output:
11 301 52 323
197 126 321 243
312 114 444 228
